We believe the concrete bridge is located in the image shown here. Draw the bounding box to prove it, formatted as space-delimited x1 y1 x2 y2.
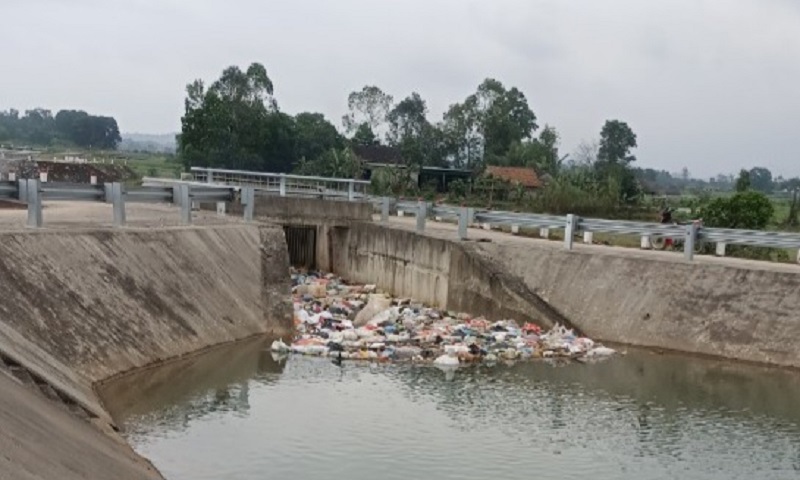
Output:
1 195 799 478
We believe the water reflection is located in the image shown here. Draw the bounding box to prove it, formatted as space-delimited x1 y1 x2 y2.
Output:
103 342 800 480
100 338 286 434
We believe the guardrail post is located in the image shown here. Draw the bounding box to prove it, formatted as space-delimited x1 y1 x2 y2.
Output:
207 170 214 184
171 185 181 205
416 201 427 232
26 179 42 228
380 197 390 223
467 208 476 225
216 201 226 215
715 242 726 257
242 187 255 222
347 181 355 202
279 176 286 197
111 183 126 227
458 207 469 240
179 184 191 225
17 179 27 203
564 214 577 250
684 222 698 261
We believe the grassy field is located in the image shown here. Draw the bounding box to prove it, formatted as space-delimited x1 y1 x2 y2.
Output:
123 153 182 179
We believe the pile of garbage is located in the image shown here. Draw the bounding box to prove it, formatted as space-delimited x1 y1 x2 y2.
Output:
273 270 616 367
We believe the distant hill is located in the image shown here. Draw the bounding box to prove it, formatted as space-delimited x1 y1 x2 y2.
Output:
120 133 177 153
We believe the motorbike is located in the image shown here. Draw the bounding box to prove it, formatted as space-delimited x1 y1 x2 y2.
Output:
650 219 704 253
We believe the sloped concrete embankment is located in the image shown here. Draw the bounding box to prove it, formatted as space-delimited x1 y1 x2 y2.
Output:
475 241 800 368
333 222 800 368
0 224 291 479
330 223 571 330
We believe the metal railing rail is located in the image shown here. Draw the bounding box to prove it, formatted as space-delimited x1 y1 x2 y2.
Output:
371 197 800 262
0 179 256 228
189 167 370 201
8 169 798 263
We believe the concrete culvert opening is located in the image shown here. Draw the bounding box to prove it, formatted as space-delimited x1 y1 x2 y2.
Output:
283 225 317 270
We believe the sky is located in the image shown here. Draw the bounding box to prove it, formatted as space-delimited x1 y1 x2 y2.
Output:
2 0 799 178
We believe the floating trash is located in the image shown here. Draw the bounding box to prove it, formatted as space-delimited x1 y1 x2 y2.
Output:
287 269 616 366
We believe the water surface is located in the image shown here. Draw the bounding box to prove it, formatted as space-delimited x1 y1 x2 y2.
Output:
101 339 800 480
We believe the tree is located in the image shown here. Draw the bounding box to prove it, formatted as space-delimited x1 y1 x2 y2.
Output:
748 167 773 193
598 120 637 165
782 177 800 227
500 125 561 176
386 92 444 167
294 112 343 162
735 169 751 192
342 86 393 138
442 101 482 169
178 62 298 172
351 123 378 147
702 191 774 230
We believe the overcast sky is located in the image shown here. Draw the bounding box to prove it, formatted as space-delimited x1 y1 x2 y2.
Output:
2 0 799 177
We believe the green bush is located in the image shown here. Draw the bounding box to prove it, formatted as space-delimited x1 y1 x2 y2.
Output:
701 190 774 229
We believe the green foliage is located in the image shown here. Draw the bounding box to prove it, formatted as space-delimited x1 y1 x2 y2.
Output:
294 148 362 179
342 86 393 136
294 112 344 162
598 120 637 164
701 191 774 230
748 167 773 193
0 108 120 149
735 169 751 192
351 123 378 147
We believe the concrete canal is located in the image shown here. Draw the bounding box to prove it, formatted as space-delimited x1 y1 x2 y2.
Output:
101 337 800 480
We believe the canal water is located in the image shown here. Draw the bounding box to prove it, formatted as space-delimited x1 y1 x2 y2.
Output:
101 338 800 480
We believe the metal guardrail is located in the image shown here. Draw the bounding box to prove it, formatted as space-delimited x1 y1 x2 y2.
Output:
189 167 370 201
373 197 800 262
140 173 800 262
0 179 256 228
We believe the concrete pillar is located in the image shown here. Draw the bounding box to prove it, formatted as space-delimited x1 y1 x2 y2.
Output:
564 214 577 250
539 227 549 239
8 173 15 182
241 187 255 222
179 184 191 225
583 231 593 244
90 175 97 185
458 207 469 240
684 222 698 261
511 225 520 235
482 223 491 230
716 242 727 257
641 235 651 249
216 201 226 215
347 181 355 201
380 197 390 223
26 179 42 228
111 183 126 227
416 201 427 232
39 171 48 183
279 176 286 197
398 210 404 217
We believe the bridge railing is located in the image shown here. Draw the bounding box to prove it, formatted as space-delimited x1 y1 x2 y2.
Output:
188 167 370 201
0 179 256 228
373 197 800 262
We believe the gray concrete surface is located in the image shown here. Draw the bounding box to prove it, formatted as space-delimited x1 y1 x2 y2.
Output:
335 217 800 368
0 371 162 480
0 205 292 479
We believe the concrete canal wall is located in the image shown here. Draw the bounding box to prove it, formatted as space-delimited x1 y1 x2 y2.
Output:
0 223 291 479
332 221 800 369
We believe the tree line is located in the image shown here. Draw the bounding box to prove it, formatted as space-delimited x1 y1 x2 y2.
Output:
179 62 641 204
0 108 122 150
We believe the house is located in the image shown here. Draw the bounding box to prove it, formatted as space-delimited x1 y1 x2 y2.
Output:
483 166 542 190
353 145 472 193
